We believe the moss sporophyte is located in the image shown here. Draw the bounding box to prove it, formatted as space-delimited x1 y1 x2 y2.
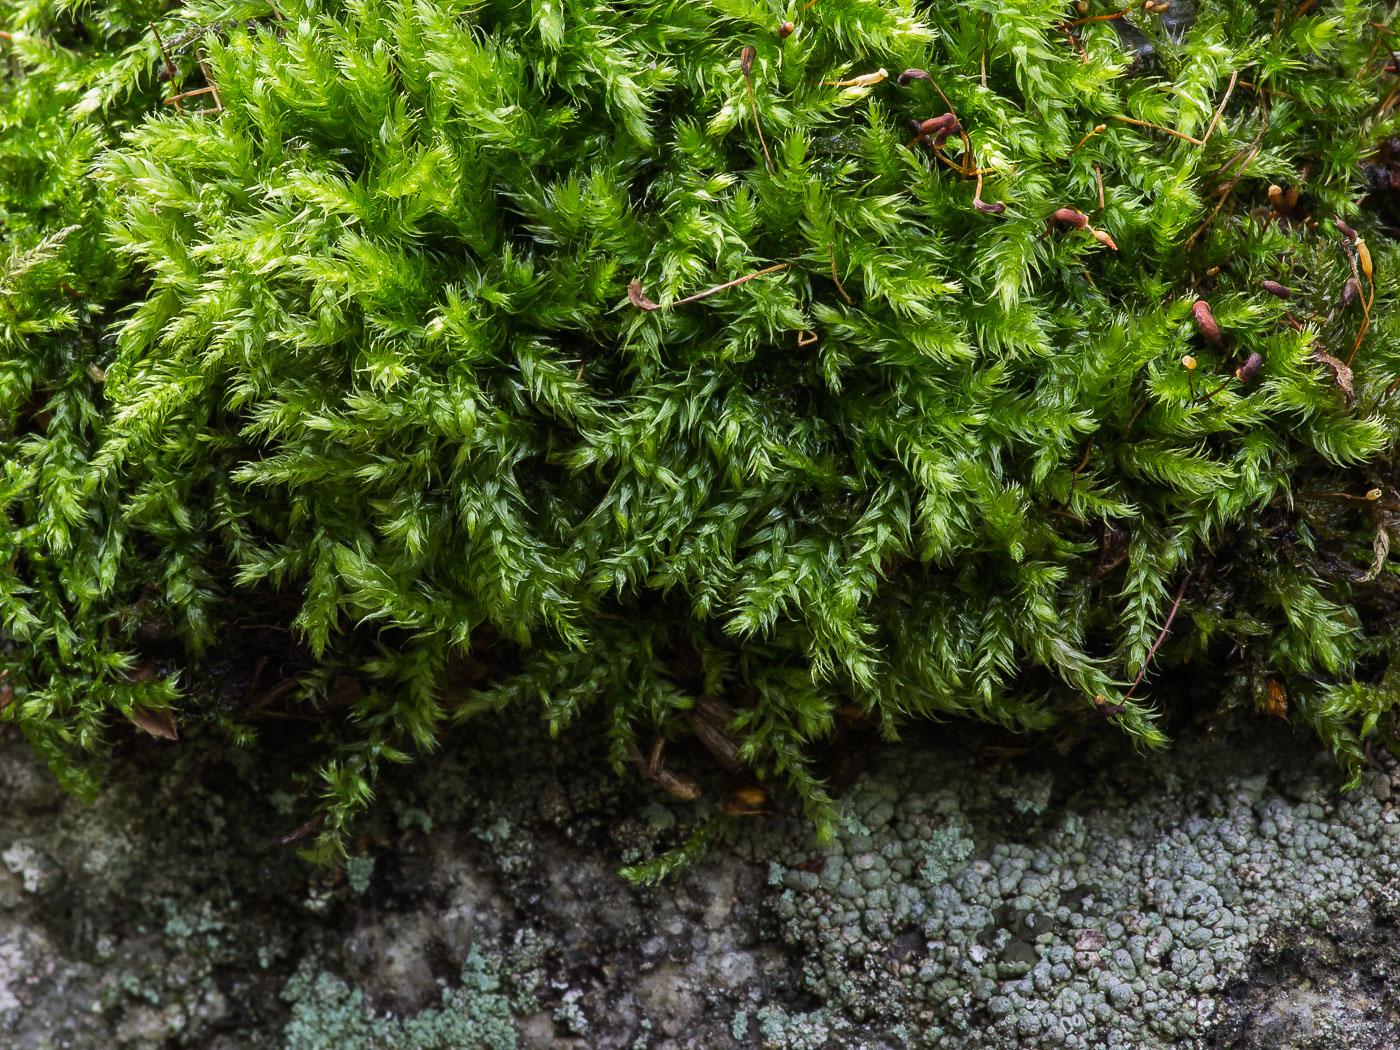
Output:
2 0 1400 872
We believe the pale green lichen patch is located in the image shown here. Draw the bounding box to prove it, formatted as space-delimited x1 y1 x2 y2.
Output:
281 949 516 1050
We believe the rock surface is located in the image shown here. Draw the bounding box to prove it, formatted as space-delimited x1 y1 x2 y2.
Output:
1 712 1398 1049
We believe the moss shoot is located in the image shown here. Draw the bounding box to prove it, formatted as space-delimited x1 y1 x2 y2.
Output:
2 0 1400 866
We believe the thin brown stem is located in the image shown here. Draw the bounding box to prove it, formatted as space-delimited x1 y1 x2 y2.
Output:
163 85 218 104
1070 123 1107 155
1065 437 1094 508
1059 24 1089 63
1200 70 1238 146
743 76 774 172
1064 8 1129 25
1125 571 1192 698
829 246 853 305
275 811 325 847
1345 245 1372 367
197 52 224 112
672 263 790 306
149 22 182 113
1109 114 1204 146
1360 36 1385 83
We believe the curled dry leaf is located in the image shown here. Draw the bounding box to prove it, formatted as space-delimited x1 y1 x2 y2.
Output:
1359 520 1391 583
1357 238 1373 280
1310 346 1354 405
1191 299 1223 346
627 279 660 311
128 705 179 740
653 766 702 801
1263 679 1288 719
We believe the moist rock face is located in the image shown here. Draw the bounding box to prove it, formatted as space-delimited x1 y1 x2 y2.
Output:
1 716 1399 1049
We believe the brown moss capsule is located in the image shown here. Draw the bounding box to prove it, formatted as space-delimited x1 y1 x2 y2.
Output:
740 45 756 79
1090 228 1117 251
1335 216 1358 242
896 68 933 87
1283 185 1300 209
1260 280 1292 300
1267 184 1284 208
1341 276 1360 308
721 785 770 816
1234 351 1263 383
1357 238 1373 280
974 198 1007 214
1051 207 1088 229
776 20 795 38
912 112 959 149
1093 694 1125 717
1367 488 1383 501
1191 300 1223 346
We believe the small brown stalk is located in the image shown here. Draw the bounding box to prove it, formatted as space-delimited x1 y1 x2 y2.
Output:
1070 124 1107 155
740 47 774 172
628 262 791 312
1181 354 1198 400
1124 572 1192 698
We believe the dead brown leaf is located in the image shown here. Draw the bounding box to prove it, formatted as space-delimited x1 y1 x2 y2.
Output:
128 705 179 740
627 279 661 311
1359 520 1391 583
1311 346 1355 405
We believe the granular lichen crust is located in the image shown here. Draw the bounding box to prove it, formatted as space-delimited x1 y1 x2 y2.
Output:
4 715 1400 1048
749 735 1400 1048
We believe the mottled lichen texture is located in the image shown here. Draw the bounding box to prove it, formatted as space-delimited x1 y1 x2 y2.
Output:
3 716 1400 1049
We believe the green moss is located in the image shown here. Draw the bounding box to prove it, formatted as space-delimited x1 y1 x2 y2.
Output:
3 0 1400 866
